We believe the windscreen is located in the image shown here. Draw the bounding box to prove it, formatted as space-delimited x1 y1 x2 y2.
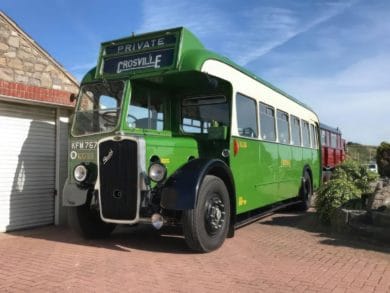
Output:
72 81 124 136
127 83 167 131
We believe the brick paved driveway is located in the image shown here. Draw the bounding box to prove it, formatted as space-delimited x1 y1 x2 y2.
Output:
0 210 389 292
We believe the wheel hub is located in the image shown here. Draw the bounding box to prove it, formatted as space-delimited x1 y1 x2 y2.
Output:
205 196 225 235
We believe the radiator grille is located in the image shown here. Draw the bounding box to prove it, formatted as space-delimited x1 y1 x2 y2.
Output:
99 139 138 220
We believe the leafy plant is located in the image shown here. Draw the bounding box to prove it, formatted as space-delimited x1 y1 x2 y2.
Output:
333 160 378 193
315 178 360 224
315 160 378 224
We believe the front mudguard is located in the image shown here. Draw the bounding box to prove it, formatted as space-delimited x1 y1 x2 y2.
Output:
160 158 235 211
62 178 89 206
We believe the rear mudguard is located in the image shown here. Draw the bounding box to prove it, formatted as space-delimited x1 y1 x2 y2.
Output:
160 158 235 211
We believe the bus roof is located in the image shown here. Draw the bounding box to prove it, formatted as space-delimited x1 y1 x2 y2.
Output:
320 123 342 134
82 27 313 112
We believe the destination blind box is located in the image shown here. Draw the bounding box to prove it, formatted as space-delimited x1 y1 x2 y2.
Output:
98 29 180 77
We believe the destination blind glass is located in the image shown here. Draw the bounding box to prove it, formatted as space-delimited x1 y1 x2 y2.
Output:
102 48 175 74
104 34 177 56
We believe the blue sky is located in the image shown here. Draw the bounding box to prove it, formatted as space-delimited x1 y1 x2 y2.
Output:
2 0 389 145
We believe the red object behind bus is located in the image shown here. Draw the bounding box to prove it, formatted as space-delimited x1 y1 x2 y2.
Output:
320 123 346 171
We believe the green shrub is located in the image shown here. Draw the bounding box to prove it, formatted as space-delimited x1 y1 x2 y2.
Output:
332 160 361 181
315 160 378 224
315 178 360 224
332 160 378 193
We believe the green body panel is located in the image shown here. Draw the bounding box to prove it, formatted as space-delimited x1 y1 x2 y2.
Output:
231 137 277 213
278 143 297 200
231 136 320 214
67 133 199 185
68 135 100 184
144 135 198 178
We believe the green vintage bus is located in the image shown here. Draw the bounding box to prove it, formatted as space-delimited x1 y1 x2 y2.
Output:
63 27 320 252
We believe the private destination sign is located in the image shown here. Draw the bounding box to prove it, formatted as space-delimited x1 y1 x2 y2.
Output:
100 32 178 75
104 34 177 56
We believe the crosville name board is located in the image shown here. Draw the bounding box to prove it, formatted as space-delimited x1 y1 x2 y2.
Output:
103 48 175 74
100 32 178 75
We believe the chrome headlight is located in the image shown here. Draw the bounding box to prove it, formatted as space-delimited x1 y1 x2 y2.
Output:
148 163 167 182
74 164 88 182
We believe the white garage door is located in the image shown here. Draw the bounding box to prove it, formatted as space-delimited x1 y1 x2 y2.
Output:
0 101 56 231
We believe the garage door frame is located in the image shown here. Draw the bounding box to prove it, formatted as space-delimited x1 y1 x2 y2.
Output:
0 96 70 231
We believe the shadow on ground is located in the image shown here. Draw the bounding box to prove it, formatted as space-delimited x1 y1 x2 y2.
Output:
259 209 390 254
8 224 194 254
6 209 389 254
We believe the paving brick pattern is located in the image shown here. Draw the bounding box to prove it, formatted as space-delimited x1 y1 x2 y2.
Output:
0 211 389 292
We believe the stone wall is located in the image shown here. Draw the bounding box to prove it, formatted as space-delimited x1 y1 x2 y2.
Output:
0 13 78 94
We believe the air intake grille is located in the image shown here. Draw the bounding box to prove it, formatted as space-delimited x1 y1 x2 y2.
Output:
99 139 138 220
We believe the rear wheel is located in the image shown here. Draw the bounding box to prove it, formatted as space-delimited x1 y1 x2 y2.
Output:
68 194 116 239
182 175 230 252
298 170 313 211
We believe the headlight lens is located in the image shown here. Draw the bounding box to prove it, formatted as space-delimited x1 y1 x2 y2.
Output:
148 163 167 182
74 164 88 182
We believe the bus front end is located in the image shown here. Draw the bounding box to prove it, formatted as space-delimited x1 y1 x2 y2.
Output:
64 76 205 234
63 28 234 251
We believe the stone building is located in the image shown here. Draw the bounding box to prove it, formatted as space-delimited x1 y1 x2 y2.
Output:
0 11 78 231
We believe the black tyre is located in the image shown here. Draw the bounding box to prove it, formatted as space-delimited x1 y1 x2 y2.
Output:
68 195 116 239
298 170 313 211
182 175 230 252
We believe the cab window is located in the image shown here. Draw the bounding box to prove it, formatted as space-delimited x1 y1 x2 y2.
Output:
181 96 229 134
128 83 166 131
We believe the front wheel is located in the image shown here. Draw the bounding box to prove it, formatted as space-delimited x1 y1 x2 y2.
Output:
68 195 116 239
182 175 231 252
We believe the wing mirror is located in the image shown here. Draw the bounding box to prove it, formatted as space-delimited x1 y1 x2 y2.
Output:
70 93 77 103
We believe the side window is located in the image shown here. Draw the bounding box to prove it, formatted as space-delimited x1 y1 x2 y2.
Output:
320 129 326 146
291 115 301 146
330 133 337 148
310 124 318 149
259 102 276 141
326 132 330 146
181 96 228 134
236 93 258 138
302 120 311 147
277 110 290 144
314 125 319 148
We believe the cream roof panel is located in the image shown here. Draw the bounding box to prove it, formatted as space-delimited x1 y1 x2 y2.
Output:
201 59 319 124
